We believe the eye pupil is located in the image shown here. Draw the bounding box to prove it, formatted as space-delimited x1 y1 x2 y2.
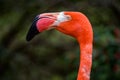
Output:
66 15 71 20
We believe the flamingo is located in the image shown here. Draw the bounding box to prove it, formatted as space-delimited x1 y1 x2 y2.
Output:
26 11 93 80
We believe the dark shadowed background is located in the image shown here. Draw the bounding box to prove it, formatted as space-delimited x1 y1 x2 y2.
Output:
0 0 120 80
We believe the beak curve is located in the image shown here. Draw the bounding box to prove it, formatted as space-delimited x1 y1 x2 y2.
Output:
26 13 59 41
26 15 40 41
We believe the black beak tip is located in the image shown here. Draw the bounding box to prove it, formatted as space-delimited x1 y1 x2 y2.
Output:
26 37 30 41
26 15 40 41
26 34 32 41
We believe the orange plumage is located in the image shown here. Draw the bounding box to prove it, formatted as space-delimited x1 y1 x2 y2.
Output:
26 11 93 80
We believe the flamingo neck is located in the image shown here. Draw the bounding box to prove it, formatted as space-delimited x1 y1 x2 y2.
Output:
77 38 93 80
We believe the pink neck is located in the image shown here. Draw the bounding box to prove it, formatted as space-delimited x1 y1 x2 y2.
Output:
77 38 93 80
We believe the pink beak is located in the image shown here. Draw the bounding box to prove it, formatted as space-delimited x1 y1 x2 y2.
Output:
26 13 57 41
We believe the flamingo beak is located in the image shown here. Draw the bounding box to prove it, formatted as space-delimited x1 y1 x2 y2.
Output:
26 13 57 41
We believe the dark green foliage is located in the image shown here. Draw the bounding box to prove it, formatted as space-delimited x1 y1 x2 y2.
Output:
0 0 120 80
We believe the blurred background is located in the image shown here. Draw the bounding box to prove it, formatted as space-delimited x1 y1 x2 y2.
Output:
0 0 120 80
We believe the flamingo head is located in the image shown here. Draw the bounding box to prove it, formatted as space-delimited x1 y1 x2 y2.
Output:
26 11 82 41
